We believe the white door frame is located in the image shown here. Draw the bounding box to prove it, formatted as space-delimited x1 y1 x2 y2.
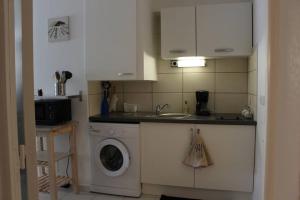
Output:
0 0 37 199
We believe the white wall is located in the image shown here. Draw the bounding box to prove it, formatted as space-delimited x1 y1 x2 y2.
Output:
252 0 269 200
33 0 90 186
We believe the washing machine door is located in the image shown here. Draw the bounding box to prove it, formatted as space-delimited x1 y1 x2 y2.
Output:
95 139 130 177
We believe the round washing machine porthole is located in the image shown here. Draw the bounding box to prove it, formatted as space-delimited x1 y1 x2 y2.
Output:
95 139 130 177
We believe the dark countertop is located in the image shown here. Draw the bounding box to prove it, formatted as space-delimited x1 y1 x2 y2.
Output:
89 112 257 126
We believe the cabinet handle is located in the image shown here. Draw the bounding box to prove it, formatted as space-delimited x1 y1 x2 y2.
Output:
169 49 187 54
214 48 234 53
117 73 134 76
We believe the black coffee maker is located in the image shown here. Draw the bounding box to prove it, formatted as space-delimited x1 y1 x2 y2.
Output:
196 90 210 116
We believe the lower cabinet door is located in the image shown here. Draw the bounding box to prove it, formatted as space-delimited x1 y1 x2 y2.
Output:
194 125 255 192
141 123 194 188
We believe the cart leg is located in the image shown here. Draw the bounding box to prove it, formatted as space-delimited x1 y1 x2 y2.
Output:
48 134 57 200
70 124 79 193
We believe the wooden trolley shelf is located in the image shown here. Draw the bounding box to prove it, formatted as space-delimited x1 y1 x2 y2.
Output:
37 151 72 162
38 175 72 193
36 122 79 200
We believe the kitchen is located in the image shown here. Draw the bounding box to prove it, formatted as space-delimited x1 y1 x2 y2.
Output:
32 0 263 200
2 0 269 200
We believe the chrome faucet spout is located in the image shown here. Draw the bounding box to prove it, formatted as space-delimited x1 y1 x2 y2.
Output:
156 104 169 115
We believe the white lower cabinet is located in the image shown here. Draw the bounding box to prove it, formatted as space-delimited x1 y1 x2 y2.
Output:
141 123 194 188
194 125 255 192
140 123 255 192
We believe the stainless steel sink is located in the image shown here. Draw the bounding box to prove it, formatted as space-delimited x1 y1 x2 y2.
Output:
159 113 191 118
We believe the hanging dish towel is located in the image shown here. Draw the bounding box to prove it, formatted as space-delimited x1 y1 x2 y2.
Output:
183 128 213 168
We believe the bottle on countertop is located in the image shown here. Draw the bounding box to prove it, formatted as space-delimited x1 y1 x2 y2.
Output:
183 100 190 114
109 86 119 112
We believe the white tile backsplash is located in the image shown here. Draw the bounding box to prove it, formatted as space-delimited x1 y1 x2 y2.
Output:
183 73 215 92
248 70 257 95
88 81 101 95
216 73 248 93
153 74 182 93
123 93 153 112
248 49 258 119
153 93 183 113
123 81 152 93
216 58 248 72
215 93 248 113
88 94 101 116
88 58 250 115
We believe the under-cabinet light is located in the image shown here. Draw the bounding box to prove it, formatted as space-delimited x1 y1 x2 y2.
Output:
176 57 206 68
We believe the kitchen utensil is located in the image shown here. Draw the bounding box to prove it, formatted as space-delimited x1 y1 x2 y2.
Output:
61 71 66 83
55 71 61 82
62 71 73 83
55 82 66 96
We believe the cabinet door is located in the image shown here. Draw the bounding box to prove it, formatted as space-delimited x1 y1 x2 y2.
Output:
86 0 137 80
161 7 196 59
197 2 252 57
141 123 194 188
194 125 255 192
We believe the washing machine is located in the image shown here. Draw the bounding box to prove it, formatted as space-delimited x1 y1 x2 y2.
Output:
89 123 141 197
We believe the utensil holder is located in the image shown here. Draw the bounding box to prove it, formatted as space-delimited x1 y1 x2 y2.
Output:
55 82 66 96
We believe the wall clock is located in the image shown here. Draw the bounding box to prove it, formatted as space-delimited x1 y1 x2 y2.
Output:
48 16 70 42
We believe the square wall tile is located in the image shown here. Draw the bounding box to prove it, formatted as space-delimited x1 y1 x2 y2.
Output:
248 71 257 95
183 60 215 73
111 81 124 93
153 93 183 113
93 194 124 200
114 93 124 112
123 81 152 93
216 58 248 72
88 81 101 95
183 92 215 114
123 93 153 112
216 73 248 93
88 94 100 116
158 59 182 74
183 73 215 92
215 93 248 113
153 74 182 93
248 94 257 120
63 192 95 200
249 48 258 72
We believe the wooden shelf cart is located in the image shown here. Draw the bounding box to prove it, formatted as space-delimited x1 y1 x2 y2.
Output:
36 122 79 200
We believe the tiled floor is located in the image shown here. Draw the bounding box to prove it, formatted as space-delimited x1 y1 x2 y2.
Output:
39 190 160 200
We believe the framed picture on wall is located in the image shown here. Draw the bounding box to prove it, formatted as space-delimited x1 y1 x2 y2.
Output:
48 16 70 42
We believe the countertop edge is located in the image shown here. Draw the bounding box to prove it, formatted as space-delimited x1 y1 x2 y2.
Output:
89 117 257 126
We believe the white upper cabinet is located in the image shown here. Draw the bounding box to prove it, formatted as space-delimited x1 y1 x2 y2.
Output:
197 2 252 57
85 0 157 81
161 7 196 59
161 2 252 59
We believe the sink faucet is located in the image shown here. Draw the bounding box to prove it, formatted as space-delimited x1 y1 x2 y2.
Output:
155 104 169 115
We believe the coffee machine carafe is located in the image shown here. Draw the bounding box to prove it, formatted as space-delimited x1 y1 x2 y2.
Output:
196 90 210 116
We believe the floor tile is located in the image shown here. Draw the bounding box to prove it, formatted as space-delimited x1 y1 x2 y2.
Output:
92 193 124 200
63 192 95 200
